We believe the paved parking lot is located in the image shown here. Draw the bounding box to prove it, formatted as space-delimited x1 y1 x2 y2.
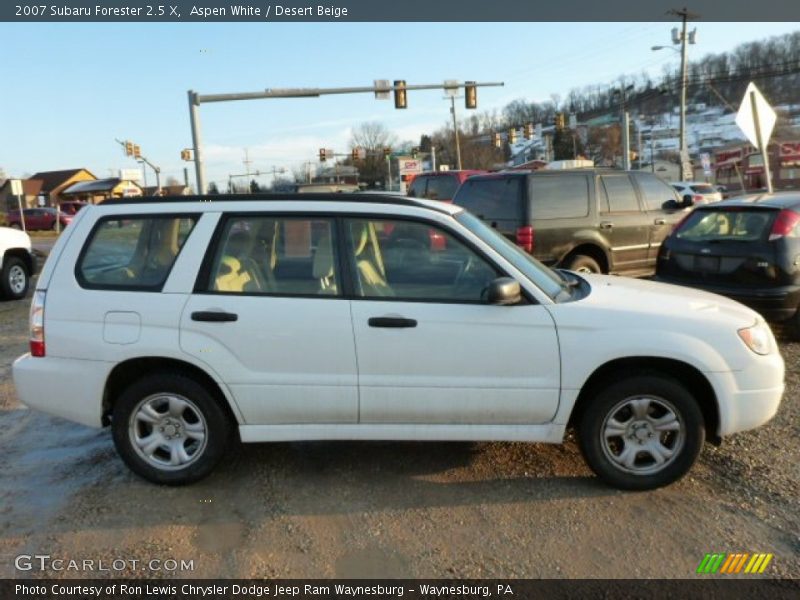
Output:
0 284 797 579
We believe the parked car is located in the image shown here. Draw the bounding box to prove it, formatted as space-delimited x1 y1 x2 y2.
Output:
670 181 723 205
13 193 783 490
655 192 800 339
407 170 485 203
452 169 688 276
0 226 35 300
8 207 73 231
58 201 89 215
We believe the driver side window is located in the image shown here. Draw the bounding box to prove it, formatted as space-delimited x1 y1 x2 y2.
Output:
344 218 499 302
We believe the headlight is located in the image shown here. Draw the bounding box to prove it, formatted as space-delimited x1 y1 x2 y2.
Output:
737 321 772 355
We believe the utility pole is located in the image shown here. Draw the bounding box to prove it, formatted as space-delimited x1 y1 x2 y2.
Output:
668 7 699 180
614 85 634 170
242 149 253 193
450 96 463 170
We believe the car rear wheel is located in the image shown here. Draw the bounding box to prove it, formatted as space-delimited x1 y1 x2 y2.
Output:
564 254 602 274
578 374 704 490
1 256 30 300
112 373 232 485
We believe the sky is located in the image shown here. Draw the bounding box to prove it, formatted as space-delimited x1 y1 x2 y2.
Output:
1 21 798 190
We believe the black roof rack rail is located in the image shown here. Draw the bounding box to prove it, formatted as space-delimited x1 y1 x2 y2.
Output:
99 192 454 214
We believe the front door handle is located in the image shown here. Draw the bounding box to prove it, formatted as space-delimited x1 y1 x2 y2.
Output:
653 218 666 225
599 221 614 230
368 317 417 328
191 311 238 322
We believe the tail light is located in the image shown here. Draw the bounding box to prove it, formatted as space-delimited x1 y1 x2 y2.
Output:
693 194 703 204
29 290 46 357
769 209 800 241
516 226 534 253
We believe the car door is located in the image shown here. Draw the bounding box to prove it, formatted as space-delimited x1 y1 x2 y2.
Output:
343 216 560 425
597 174 651 272
180 214 358 425
631 173 685 263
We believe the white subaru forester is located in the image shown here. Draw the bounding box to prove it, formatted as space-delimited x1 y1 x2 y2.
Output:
12 194 785 489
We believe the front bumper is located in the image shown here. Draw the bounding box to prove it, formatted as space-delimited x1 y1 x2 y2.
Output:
706 349 785 437
653 277 800 322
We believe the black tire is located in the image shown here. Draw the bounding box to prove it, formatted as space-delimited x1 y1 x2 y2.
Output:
564 254 603 274
578 374 704 491
787 307 800 342
1 256 30 300
111 373 233 485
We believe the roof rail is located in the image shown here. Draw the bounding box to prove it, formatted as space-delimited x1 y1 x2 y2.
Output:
102 192 416 206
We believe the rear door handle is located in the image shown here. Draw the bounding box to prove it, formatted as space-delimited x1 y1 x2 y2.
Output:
368 317 417 328
191 311 238 322
653 218 666 225
599 221 614 230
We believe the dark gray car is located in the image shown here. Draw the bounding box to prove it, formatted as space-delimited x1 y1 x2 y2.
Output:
452 168 688 276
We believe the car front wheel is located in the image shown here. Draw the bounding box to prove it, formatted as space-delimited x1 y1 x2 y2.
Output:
578 374 704 490
1 256 30 300
111 373 232 485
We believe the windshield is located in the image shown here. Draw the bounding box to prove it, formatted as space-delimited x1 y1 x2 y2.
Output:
455 211 569 301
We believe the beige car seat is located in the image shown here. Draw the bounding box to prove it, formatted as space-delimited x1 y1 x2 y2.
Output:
353 224 393 297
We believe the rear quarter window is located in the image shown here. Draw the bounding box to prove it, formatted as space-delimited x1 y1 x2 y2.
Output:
77 215 197 290
453 177 523 231
529 174 589 219
425 175 459 201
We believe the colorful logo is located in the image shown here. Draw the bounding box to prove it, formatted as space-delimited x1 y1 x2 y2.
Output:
697 553 773 574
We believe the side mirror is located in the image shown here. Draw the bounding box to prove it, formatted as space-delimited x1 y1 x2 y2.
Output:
682 194 694 208
487 277 522 305
662 199 679 211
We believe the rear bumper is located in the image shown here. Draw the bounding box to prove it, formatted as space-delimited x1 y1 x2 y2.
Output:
12 354 110 428
653 277 800 321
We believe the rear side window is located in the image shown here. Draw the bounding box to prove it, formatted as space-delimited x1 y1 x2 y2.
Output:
633 174 679 211
675 209 774 242
529 174 589 219
600 175 641 213
453 177 523 230
407 176 426 197
77 215 197 290
690 184 715 194
425 175 459 201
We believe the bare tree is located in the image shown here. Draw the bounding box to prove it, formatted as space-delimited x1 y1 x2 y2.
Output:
350 122 397 188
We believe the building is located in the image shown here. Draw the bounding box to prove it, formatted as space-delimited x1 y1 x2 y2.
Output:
714 140 800 193
60 178 143 202
0 178 44 211
27 168 97 206
142 184 191 196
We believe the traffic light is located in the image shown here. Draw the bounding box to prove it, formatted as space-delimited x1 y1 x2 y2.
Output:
411 147 419 159
464 81 477 109
181 149 192 161
133 144 141 159
524 123 534 140
383 147 391 158
493 132 501 148
351 147 360 161
124 140 133 156
393 80 407 109
508 128 518 145
555 113 566 130
319 148 327 162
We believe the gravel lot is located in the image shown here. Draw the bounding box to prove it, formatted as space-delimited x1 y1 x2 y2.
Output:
0 278 797 580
